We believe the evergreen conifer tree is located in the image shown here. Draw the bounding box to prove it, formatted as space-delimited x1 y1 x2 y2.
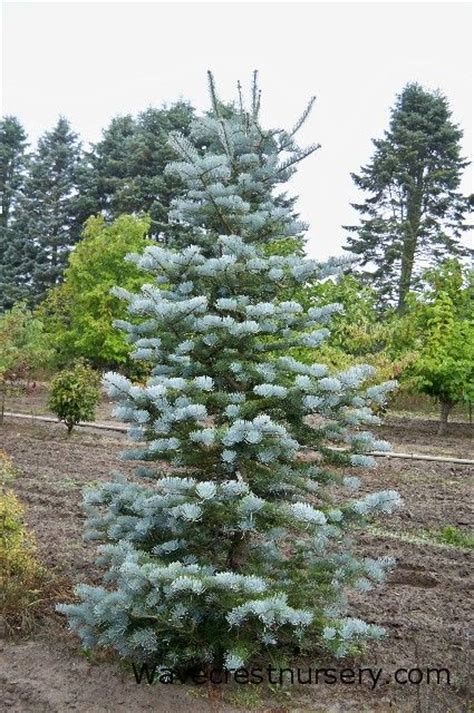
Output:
80 102 195 239
344 83 470 311
7 117 83 306
0 116 28 229
0 116 29 310
78 114 137 220
59 73 400 672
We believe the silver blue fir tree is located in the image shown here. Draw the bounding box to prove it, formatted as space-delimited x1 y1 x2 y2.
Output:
58 72 401 673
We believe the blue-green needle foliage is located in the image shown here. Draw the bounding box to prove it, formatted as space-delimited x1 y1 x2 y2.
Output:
58 72 400 671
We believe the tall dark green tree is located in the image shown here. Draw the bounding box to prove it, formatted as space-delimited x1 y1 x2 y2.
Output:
5 117 84 307
0 116 28 229
0 117 29 309
344 83 470 311
81 102 195 239
78 114 136 220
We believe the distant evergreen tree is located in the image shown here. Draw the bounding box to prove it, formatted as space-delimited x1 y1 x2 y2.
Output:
0 117 29 310
344 83 470 311
81 102 195 239
129 102 196 238
0 116 28 229
59 73 400 673
6 117 84 306
78 114 136 220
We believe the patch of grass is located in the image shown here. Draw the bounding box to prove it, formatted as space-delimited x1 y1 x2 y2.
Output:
433 525 474 549
369 524 474 550
226 685 264 709
0 487 47 635
0 450 59 636
0 449 20 486
55 477 83 491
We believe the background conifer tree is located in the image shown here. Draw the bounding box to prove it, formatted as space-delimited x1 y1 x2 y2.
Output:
59 73 400 672
0 117 29 309
344 83 470 311
80 102 195 240
0 116 28 230
6 117 84 306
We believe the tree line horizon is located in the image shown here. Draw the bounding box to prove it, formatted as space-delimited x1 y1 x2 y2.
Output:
0 76 472 433
0 79 471 313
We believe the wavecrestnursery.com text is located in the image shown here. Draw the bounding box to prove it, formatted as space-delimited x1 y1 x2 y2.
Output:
132 664 451 689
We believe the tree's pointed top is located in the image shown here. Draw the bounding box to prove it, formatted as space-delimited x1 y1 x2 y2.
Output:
251 70 260 118
237 80 244 116
207 70 222 118
55 115 72 131
289 96 317 138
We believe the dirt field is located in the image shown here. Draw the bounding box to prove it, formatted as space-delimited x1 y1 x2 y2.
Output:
0 400 472 712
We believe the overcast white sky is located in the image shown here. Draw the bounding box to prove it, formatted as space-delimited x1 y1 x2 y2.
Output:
2 2 472 259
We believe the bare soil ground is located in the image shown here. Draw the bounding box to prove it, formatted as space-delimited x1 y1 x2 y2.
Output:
7 382 473 458
0 398 472 712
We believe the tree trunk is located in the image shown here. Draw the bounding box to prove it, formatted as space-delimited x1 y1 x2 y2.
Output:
438 399 453 436
398 234 417 313
397 182 423 313
226 531 248 571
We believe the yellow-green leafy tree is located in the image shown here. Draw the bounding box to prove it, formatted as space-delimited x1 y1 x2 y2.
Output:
40 214 152 370
0 303 51 423
408 260 473 433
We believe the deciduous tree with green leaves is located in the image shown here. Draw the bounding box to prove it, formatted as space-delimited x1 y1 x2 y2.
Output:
0 303 51 423
40 215 152 370
408 260 473 434
293 275 416 388
48 360 101 435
